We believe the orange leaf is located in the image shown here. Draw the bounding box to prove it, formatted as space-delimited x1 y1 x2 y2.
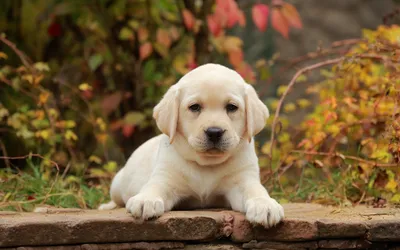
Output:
281 3 302 29
271 8 289 38
252 4 269 32
207 15 222 36
237 63 256 83
156 29 171 48
139 42 152 60
182 9 195 30
138 27 149 42
110 120 123 131
228 49 243 68
238 10 246 27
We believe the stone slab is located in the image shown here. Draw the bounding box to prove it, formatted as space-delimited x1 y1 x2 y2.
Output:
1 203 400 248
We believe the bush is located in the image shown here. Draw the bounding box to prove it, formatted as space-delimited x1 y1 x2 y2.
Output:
0 0 302 210
265 25 400 206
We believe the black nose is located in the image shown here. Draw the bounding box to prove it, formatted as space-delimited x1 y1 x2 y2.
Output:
205 127 225 144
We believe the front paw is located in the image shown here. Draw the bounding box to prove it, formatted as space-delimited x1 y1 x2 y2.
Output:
126 195 165 220
245 197 284 228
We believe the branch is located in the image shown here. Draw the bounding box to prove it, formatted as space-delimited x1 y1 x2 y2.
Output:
259 38 362 98
291 150 399 168
269 57 344 165
0 154 59 172
0 36 36 74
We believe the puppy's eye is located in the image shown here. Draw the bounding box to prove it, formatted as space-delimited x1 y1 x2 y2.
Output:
226 104 238 112
189 104 201 112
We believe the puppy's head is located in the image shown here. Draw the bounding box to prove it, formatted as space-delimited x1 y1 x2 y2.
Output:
153 64 269 165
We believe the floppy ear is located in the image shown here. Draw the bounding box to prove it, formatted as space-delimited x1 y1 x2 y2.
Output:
245 84 270 142
153 85 180 143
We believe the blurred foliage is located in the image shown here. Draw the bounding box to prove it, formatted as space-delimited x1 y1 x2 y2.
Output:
0 0 303 211
1 1 398 211
264 25 400 206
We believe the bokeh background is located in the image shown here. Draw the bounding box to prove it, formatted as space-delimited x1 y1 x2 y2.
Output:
1 0 399 210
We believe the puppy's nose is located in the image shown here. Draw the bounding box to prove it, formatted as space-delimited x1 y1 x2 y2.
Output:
205 127 225 144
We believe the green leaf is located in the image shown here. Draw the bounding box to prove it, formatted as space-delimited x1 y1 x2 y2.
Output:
119 27 134 40
33 62 50 72
89 54 104 71
143 60 156 81
124 112 145 125
296 74 307 82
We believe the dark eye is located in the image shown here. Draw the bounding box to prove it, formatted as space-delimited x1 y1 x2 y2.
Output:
226 104 238 112
189 104 201 112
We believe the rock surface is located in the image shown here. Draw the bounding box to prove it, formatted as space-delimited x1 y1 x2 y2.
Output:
1 203 400 249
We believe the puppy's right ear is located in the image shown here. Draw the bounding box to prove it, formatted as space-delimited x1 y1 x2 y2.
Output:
153 85 180 143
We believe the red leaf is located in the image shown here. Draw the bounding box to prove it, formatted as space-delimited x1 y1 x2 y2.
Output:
187 61 198 70
48 22 62 37
228 49 243 68
81 90 93 100
207 15 222 36
182 9 195 30
139 42 153 60
252 4 269 32
271 8 289 39
281 3 302 29
215 0 242 28
122 124 135 138
226 0 241 28
216 0 230 11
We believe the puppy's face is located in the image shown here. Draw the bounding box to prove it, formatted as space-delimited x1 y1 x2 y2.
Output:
153 64 269 165
179 74 245 157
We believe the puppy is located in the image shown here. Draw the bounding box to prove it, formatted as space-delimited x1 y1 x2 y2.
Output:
99 63 284 228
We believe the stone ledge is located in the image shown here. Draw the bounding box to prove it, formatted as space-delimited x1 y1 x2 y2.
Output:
0 203 400 249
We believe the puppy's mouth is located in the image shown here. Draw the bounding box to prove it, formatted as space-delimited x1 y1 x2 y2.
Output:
199 147 226 157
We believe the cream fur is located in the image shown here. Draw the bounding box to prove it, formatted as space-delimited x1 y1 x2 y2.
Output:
99 63 284 228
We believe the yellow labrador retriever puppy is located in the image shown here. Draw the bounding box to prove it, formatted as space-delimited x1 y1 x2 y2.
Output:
99 63 284 228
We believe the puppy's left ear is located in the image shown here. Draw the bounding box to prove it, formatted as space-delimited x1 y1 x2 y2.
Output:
153 85 180 143
245 84 270 142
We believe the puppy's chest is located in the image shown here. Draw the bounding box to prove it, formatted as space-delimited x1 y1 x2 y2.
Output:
185 169 224 202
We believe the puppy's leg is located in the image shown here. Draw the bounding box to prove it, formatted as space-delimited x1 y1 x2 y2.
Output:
226 177 284 228
126 176 181 220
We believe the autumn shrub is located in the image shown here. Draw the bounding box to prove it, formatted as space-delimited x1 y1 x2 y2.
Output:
265 25 400 205
0 0 303 210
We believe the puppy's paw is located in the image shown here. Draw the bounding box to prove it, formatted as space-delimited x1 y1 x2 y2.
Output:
126 195 165 220
245 197 284 228
98 201 117 210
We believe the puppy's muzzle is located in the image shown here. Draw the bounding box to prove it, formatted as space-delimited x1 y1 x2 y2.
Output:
205 127 225 144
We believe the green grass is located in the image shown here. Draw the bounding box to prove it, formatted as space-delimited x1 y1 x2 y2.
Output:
0 161 110 211
0 158 391 211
